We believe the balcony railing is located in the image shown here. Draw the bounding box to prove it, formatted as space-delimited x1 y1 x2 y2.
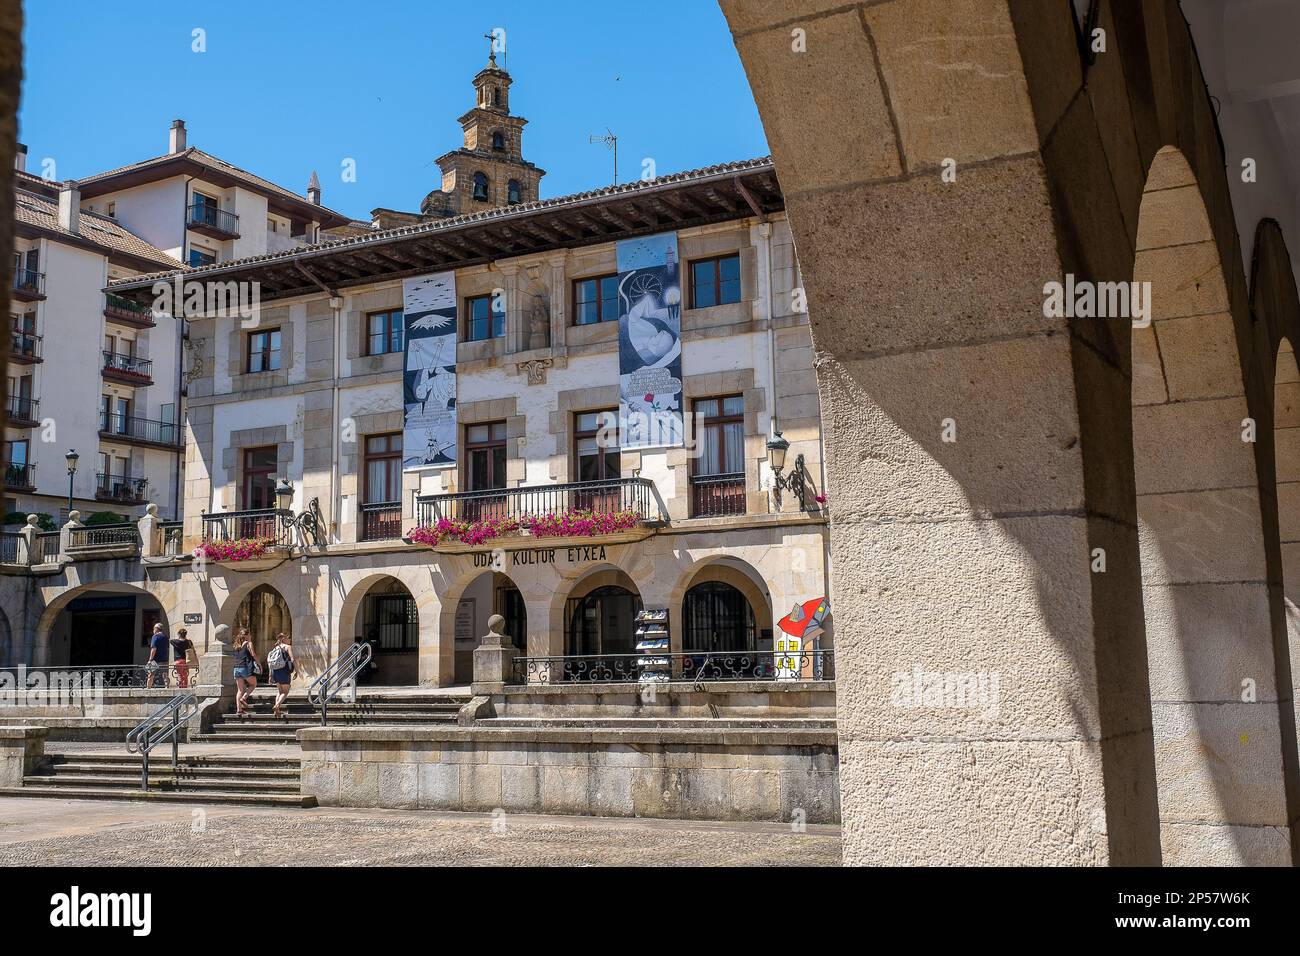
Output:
0 532 19 564
187 202 240 237
690 472 747 517
103 293 157 328
95 472 149 505
67 522 140 552
99 412 181 448
3 461 35 490
5 394 38 424
102 350 153 382
10 329 41 362
201 509 291 548
34 531 59 563
511 649 835 684
416 476 664 527
359 501 402 541
12 268 45 299
159 520 184 557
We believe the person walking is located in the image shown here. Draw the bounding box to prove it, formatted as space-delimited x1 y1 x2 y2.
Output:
170 627 196 688
266 633 295 718
232 627 260 715
145 622 170 688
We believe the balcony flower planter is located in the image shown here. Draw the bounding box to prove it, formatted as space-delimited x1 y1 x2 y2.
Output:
408 509 646 549
196 537 278 565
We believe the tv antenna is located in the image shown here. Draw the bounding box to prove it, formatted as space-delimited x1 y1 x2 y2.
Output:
589 128 618 186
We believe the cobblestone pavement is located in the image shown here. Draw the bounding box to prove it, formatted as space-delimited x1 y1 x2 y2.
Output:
0 797 841 866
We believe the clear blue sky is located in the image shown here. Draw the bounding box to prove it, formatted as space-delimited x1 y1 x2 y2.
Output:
18 0 768 222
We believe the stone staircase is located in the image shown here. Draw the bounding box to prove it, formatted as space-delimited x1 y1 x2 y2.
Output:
192 690 470 744
0 750 315 807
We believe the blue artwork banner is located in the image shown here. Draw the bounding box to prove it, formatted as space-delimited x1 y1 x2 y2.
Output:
402 271 458 470
617 232 683 449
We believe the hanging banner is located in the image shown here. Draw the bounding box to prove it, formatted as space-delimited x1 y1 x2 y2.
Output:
617 232 683 449
402 271 458 470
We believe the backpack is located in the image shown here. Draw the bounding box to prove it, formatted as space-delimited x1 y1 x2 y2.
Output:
267 644 287 669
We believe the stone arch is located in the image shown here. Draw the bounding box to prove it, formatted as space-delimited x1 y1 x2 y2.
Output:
33 580 173 668
720 0 1300 864
335 573 428 686
434 565 529 685
1130 146 1295 865
666 555 773 653
546 565 642 661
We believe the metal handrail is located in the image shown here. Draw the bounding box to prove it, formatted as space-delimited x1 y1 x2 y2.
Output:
125 692 198 791
307 641 373 726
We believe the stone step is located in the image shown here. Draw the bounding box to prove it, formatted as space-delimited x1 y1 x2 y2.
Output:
222 714 458 725
190 731 300 744
245 701 465 712
45 752 297 769
47 763 300 780
0 785 316 808
25 773 301 793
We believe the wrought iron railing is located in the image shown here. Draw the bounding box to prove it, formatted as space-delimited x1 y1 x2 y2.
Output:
34 531 59 562
102 350 153 379
511 649 835 684
5 394 38 422
96 472 149 504
3 461 35 489
4 663 197 689
159 520 184 557
0 532 19 564
99 412 180 446
201 509 291 547
188 202 239 234
67 522 140 551
104 292 156 326
359 501 402 541
10 329 41 359
12 268 44 296
416 476 663 526
690 472 747 517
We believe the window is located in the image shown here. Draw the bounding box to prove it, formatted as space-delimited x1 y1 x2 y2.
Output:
493 87 502 106
366 309 404 356
100 394 131 433
267 218 277 232
491 131 505 151
464 421 507 491
573 274 619 326
507 179 521 204
575 410 620 482
247 328 281 373
465 294 504 342
106 202 116 218
690 253 742 309
363 433 402 504
188 247 216 268
695 395 745 475
242 446 278 510
472 172 489 202
5 439 28 465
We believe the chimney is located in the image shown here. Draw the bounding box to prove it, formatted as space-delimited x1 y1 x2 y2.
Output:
58 181 80 234
307 170 321 205
14 142 26 172
169 119 187 153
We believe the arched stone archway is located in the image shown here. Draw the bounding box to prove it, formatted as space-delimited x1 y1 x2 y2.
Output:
33 580 172 670
720 0 1300 864
433 567 528 685
667 556 774 653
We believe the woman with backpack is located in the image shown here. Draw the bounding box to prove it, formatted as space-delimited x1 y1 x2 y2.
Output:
267 632 295 718
232 627 261 715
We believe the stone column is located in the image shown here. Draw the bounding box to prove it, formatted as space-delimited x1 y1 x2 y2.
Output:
17 514 37 566
196 623 236 703
471 614 517 694
58 511 82 559
138 503 160 557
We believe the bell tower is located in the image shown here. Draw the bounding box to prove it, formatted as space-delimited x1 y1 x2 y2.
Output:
421 43 545 218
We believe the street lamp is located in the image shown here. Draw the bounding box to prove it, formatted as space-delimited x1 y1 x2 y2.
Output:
766 431 789 475
275 478 294 513
64 449 79 515
766 430 812 510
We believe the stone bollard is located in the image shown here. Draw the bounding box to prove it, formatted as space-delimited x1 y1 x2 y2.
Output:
58 510 82 560
471 613 517 696
138 503 160 557
17 514 38 565
196 624 236 701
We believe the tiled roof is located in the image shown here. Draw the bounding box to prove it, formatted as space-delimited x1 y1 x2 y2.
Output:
77 147 349 222
109 156 777 287
15 189 181 269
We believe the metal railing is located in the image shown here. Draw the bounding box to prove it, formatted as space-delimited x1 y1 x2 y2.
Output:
187 202 240 235
6 662 196 688
10 329 41 359
3 461 35 489
99 412 180 446
511 648 835 684
5 394 38 422
201 509 290 547
159 520 184 557
126 692 198 791
96 472 149 504
0 532 19 564
67 522 140 552
308 641 373 726
690 472 747 517
33 531 59 563
12 268 44 296
359 501 402 541
102 350 153 379
416 476 663 526
104 293 156 326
